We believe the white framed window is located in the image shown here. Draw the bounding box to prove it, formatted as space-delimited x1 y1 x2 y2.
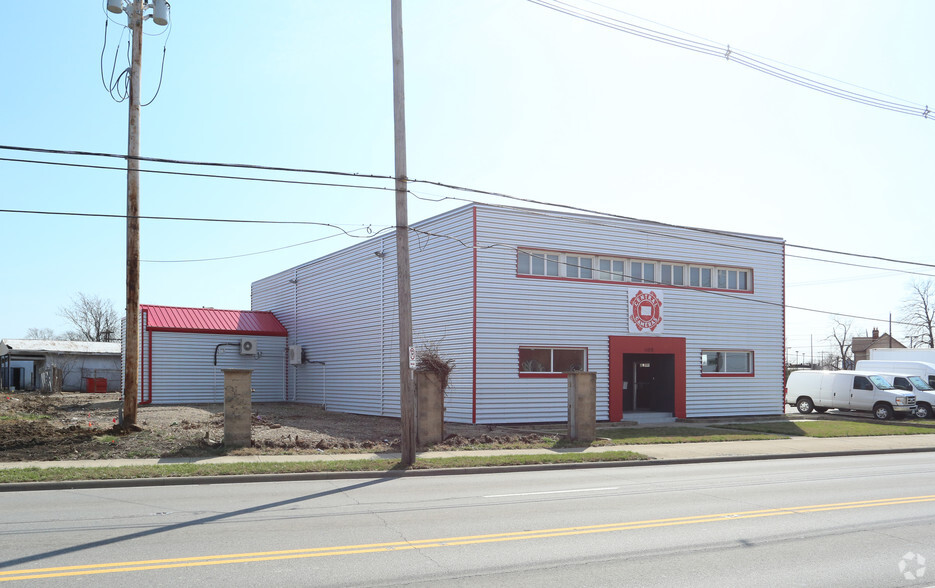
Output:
701 351 753 375
716 268 751 290
661 263 684 286
631 260 656 284
597 258 627 281
519 347 588 376
566 256 593 279
518 250 751 292
518 251 559 277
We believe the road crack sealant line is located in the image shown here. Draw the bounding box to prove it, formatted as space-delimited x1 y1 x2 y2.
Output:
2 494 934 582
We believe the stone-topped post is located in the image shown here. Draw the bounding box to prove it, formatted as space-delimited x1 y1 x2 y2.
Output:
416 370 444 446
222 369 253 448
568 372 596 442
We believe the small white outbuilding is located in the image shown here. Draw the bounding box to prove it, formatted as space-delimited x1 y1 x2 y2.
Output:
123 305 288 405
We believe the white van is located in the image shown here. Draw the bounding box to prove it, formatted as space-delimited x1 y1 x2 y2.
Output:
785 370 916 420
875 374 935 419
855 360 935 389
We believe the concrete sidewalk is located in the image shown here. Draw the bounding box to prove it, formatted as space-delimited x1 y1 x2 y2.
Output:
3 433 935 471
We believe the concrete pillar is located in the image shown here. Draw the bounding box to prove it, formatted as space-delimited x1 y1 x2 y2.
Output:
222 369 253 448
568 372 596 442
416 370 444 446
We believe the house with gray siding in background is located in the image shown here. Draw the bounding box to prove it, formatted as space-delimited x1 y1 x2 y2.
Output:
251 204 785 424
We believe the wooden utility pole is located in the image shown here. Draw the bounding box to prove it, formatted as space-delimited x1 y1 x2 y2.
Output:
123 0 143 427
391 0 416 466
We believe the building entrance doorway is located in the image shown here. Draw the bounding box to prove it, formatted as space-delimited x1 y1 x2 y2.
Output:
609 336 686 421
622 354 675 413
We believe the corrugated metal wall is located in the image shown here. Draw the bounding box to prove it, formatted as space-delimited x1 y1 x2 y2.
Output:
252 203 784 423
141 331 287 404
474 206 784 421
251 207 475 420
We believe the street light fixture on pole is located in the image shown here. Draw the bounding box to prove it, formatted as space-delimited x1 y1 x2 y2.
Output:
106 0 168 428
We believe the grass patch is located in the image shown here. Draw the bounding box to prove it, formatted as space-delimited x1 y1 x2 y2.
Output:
94 435 119 444
0 451 648 484
593 425 787 444
714 420 935 438
0 412 50 421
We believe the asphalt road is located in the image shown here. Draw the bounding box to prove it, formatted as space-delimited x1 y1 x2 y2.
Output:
3 454 934 587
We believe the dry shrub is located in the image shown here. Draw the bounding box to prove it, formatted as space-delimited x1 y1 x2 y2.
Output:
416 343 455 391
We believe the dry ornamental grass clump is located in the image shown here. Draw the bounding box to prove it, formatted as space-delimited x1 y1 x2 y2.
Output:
415 344 455 392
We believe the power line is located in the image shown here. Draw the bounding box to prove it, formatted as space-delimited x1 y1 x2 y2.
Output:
0 156 395 193
0 207 382 233
0 145 396 182
411 219 917 327
409 190 935 276
0 204 919 326
3 143 934 272
143 226 393 263
527 0 933 121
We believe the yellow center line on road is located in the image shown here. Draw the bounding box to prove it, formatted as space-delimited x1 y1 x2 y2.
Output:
2 494 933 582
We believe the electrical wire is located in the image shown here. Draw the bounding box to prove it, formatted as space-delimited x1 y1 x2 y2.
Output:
0 157 394 193
0 205 919 326
527 0 932 121
2 144 934 272
140 16 172 108
0 145 396 182
0 208 384 232
143 225 392 263
409 220 917 327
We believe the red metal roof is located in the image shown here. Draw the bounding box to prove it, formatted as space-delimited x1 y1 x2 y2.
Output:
141 305 287 336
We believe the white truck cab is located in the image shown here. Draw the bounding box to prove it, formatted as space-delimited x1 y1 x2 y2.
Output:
877 374 935 419
786 370 916 420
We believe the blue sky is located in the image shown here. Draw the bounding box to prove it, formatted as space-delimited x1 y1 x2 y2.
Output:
1 0 933 363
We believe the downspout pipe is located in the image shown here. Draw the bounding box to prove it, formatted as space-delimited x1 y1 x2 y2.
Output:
307 361 326 409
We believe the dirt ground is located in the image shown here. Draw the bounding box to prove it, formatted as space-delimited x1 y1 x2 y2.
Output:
0 391 551 462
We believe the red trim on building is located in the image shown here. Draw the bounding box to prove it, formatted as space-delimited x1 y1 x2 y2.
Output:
144 327 153 405
608 336 686 421
514 273 754 294
472 206 478 424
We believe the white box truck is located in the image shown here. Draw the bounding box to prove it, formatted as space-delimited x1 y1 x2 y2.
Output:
869 348 935 363
855 360 935 388
785 370 916 420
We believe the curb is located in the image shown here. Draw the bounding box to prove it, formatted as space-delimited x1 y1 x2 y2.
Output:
4 445 935 492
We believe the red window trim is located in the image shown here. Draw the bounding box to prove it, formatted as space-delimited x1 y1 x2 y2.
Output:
699 349 756 378
517 345 589 377
515 246 755 294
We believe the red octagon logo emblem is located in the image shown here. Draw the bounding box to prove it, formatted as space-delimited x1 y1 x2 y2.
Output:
629 290 663 332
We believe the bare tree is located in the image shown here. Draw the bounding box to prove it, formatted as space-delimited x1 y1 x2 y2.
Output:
23 327 57 340
825 317 854 369
59 293 119 342
901 279 935 348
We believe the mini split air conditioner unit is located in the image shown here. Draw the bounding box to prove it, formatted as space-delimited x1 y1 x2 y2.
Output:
288 345 304 365
240 338 258 355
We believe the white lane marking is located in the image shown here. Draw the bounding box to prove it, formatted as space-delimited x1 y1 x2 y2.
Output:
484 487 618 498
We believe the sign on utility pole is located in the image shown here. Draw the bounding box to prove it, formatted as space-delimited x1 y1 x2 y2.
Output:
392 0 416 466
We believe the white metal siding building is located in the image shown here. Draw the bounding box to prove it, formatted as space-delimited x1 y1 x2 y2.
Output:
123 305 288 405
252 204 785 423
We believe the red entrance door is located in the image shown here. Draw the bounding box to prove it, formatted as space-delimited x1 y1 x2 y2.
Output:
609 336 686 421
